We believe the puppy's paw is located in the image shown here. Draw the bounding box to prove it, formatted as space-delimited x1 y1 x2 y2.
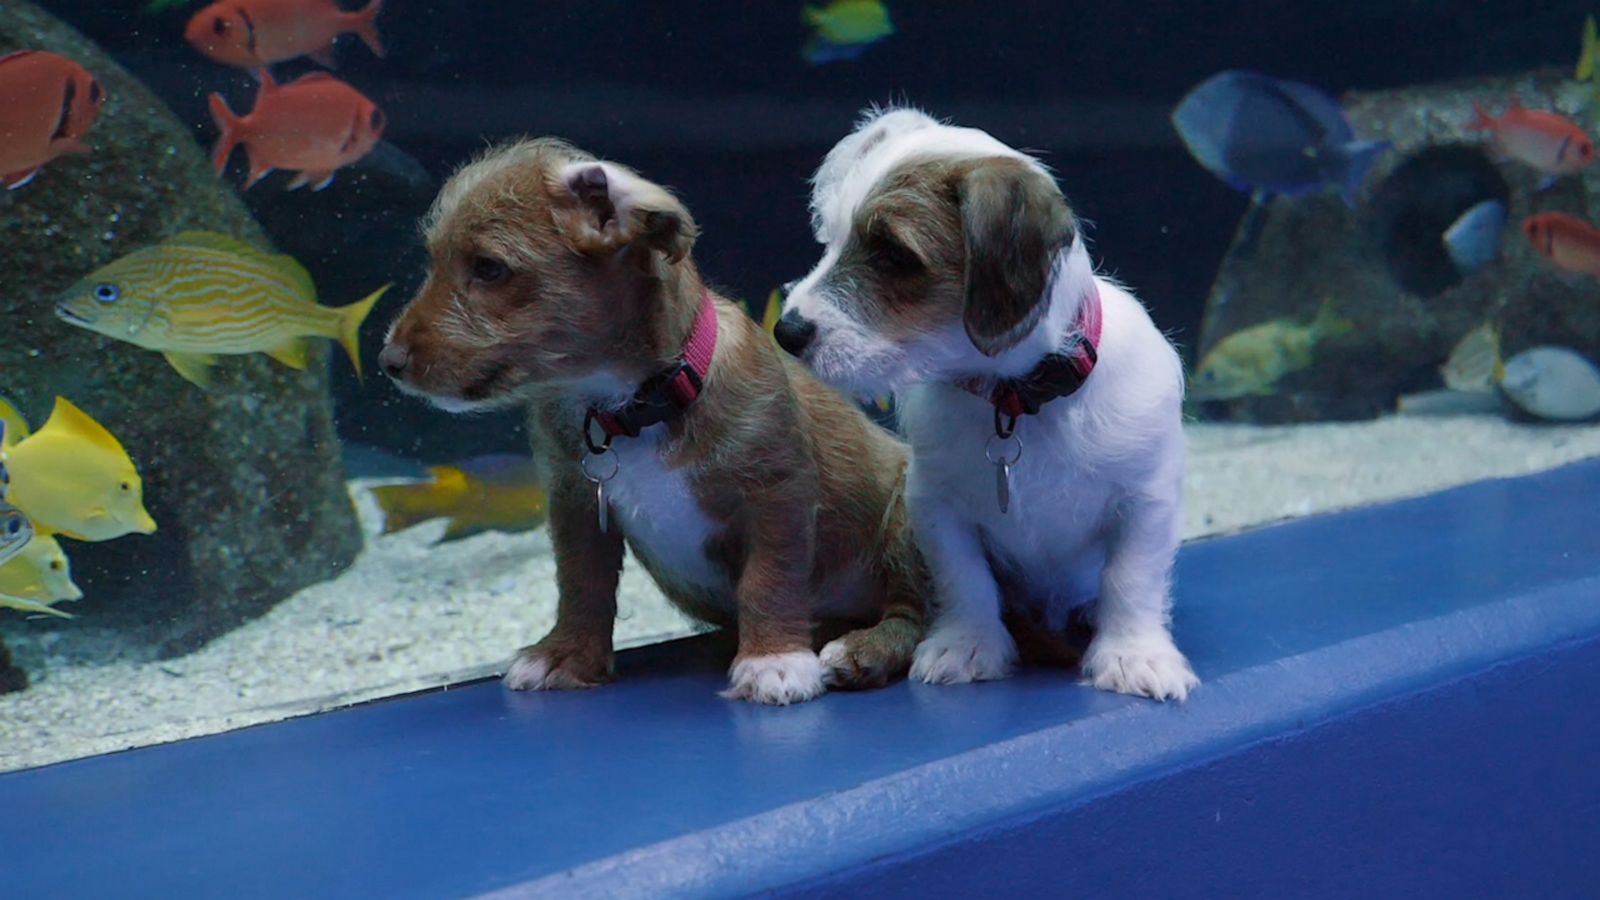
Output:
820 620 918 690
722 650 827 705
1081 630 1198 702
503 636 614 692
911 622 1018 684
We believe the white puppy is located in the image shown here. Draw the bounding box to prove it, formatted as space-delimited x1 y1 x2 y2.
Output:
775 107 1198 701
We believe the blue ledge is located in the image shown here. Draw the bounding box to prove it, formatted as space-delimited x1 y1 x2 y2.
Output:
2 461 1599 899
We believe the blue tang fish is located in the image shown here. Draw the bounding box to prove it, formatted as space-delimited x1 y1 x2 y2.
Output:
1173 70 1390 204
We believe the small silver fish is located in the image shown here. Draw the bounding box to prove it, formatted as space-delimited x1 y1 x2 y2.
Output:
0 501 34 568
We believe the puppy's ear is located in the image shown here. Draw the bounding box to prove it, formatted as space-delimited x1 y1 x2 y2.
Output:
957 158 1075 356
554 161 699 264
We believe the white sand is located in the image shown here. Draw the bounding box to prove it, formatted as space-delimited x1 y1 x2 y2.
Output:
1 415 1597 772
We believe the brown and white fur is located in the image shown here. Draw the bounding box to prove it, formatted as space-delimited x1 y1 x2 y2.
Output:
777 108 1198 701
380 138 925 705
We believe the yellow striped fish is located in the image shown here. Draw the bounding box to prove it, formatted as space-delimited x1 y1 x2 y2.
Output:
55 231 389 387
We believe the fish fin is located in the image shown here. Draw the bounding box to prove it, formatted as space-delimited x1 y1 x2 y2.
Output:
1467 101 1495 131
0 595 74 619
1584 16 1600 81
49 137 91 156
244 150 274 190
164 232 268 263
308 45 338 69
265 338 310 370
761 288 782 335
285 169 335 191
439 518 481 542
0 50 38 67
351 0 386 58
163 351 218 388
3 169 41 190
1339 140 1390 206
335 284 391 381
35 399 136 469
1310 297 1354 340
207 93 241 175
0 397 31 448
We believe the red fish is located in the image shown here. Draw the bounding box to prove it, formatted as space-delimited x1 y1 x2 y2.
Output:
0 50 105 190
185 0 383 70
1469 99 1595 177
209 71 385 191
1524 212 1600 278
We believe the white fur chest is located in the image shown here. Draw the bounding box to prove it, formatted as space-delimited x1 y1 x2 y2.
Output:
601 426 728 594
900 384 1118 606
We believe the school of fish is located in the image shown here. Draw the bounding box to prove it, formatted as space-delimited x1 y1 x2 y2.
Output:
0 398 154 619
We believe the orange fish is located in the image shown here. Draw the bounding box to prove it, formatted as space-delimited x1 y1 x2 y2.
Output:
1524 212 1600 278
209 71 385 191
0 50 104 190
185 0 384 70
1469 99 1595 178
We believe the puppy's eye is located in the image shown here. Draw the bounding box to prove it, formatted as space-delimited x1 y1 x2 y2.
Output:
471 256 510 285
871 235 923 276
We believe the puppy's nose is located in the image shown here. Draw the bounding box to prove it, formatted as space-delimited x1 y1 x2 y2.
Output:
773 311 817 357
378 341 411 379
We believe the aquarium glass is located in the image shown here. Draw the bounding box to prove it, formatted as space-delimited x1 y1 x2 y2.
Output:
2 0 1597 771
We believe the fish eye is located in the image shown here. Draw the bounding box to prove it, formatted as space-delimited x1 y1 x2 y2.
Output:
6 518 19 534
471 256 509 285
1202 371 1216 382
119 481 131 492
212 15 228 35
93 283 120 303
49 560 63 571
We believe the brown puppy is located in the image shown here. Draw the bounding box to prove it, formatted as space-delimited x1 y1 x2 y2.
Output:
381 138 924 704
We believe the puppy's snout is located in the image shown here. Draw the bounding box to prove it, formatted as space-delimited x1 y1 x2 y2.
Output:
378 341 411 379
774 310 817 357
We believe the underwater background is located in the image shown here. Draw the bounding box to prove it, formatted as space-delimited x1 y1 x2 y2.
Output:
3 0 1599 768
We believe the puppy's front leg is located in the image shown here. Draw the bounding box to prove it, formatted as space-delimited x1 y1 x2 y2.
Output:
504 468 624 691
1081 488 1199 702
722 499 826 706
910 497 1018 683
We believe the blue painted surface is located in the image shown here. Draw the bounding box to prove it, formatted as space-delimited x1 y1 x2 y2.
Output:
1 460 1598 899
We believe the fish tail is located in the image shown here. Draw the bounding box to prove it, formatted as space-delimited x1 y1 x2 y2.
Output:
1339 140 1390 206
336 284 391 380
1580 15 1600 81
207 92 240 175
1467 101 1495 131
351 0 386 58
801 5 823 25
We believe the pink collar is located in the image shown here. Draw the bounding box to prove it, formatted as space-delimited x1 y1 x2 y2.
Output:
961 282 1102 437
586 288 718 447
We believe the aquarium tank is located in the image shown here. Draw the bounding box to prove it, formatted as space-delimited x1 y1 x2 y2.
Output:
2 0 1597 772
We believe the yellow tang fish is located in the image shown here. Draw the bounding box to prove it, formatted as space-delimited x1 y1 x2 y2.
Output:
0 532 81 619
0 396 157 542
56 231 390 388
1189 299 1354 401
369 455 548 542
